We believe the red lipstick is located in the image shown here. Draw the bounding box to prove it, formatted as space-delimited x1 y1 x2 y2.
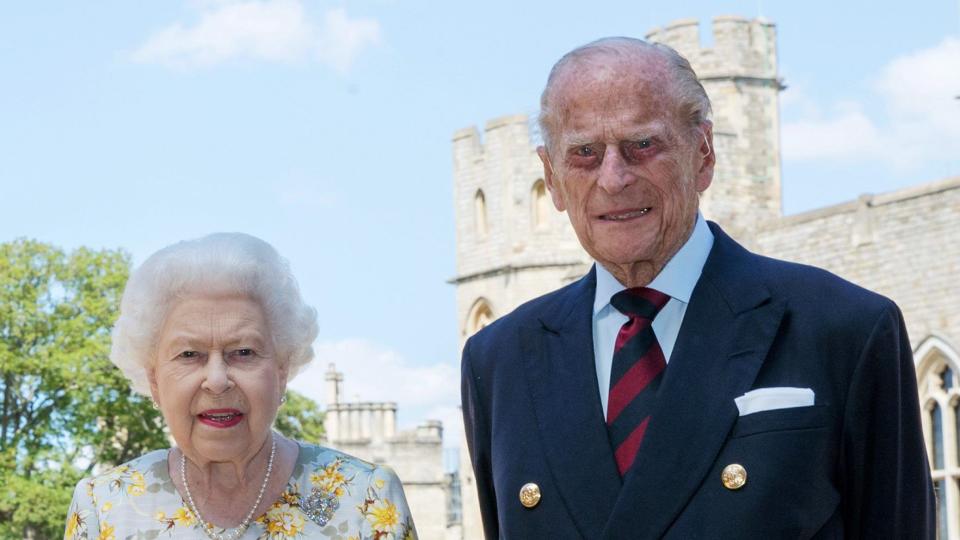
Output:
198 408 244 428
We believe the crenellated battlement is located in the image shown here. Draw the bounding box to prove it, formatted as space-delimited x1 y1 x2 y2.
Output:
451 114 532 171
646 16 778 82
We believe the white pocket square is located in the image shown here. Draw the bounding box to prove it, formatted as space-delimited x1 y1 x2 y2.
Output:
734 387 815 416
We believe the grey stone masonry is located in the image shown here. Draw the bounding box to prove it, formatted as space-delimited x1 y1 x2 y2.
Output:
647 17 782 238
750 177 960 354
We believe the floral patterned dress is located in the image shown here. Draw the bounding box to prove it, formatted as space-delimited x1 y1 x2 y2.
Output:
64 442 417 540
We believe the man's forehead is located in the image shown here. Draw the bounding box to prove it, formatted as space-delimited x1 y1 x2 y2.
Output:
551 51 672 98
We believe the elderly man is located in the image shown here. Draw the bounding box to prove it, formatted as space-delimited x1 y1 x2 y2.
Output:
461 37 934 539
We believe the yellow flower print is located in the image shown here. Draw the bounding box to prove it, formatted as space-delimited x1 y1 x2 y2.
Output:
310 458 352 499
375 478 385 489
97 522 115 540
172 507 197 527
126 471 146 496
100 502 112 513
260 503 306 538
279 490 299 506
65 511 84 539
367 500 399 533
154 510 166 521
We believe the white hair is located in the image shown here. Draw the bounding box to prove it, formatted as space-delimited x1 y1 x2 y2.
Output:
110 232 319 396
539 36 712 152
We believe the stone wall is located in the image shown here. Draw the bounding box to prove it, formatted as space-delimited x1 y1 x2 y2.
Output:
750 177 960 356
323 365 451 540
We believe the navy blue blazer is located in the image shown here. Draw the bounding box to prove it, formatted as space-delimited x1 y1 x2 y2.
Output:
461 223 935 539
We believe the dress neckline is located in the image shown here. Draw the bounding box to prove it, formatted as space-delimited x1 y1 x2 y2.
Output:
157 440 307 531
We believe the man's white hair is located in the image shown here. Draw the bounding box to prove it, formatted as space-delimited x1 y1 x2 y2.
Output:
110 232 318 396
539 36 712 152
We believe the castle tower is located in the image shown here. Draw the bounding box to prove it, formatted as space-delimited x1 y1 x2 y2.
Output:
451 114 591 350
647 16 783 235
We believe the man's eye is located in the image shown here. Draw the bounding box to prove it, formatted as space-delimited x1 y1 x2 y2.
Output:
622 139 655 161
575 145 595 157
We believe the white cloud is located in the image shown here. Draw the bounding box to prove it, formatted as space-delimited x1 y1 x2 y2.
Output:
781 37 960 168
131 0 381 71
288 339 462 447
781 101 882 160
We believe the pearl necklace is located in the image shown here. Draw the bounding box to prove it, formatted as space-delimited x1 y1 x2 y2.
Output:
180 433 277 540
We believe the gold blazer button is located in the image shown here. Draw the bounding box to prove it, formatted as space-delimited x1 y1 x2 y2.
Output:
721 463 747 490
519 483 541 508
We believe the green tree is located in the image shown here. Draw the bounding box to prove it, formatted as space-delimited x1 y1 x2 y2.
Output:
0 239 166 539
274 390 325 444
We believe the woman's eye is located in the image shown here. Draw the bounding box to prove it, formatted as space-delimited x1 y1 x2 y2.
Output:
177 350 199 359
234 348 255 357
575 145 595 157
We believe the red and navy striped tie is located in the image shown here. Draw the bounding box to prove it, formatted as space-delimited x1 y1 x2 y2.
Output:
607 287 671 476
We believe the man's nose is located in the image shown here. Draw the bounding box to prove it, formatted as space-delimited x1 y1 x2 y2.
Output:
596 147 636 194
201 354 233 394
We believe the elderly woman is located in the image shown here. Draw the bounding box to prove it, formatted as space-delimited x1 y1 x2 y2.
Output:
64 233 417 540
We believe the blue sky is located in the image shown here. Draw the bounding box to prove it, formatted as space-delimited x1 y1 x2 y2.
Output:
2 1 958 448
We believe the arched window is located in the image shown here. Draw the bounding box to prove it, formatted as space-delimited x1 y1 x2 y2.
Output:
474 190 488 239
531 179 550 231
933 403 945 469
466 299 494 337
916 336 960 538
955 398 960 466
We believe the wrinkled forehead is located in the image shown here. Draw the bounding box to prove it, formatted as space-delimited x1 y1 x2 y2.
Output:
546 57 680 139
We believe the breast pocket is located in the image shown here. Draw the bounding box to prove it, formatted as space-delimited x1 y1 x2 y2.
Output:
729 404 831 439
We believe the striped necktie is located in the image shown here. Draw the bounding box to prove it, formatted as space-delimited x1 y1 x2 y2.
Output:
607 287 671 476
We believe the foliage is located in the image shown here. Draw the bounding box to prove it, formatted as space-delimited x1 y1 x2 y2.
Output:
0 239 166 539
275 390 325 444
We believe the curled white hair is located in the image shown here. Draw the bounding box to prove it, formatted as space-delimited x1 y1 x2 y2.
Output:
110 232 318 396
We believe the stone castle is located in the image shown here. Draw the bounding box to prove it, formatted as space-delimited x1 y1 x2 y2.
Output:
322 364 461 540
451 16 960 540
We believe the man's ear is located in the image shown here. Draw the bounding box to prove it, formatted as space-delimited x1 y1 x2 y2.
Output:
537 145 567 212
694 122 715 193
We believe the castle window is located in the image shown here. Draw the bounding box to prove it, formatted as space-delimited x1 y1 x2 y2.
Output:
938 480 949 538
916 336 960 538
933 403 945 469
474 189 488 239
532 179 550 231
956 400 960 464
466 299 494 337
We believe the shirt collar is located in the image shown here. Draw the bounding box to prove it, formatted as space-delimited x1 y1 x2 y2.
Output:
593 213 715 315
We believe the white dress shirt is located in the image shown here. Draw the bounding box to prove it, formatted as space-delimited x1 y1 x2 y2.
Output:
593 214 714 418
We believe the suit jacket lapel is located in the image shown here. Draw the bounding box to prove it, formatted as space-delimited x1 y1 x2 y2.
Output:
602 223 786 539
520 268 622 539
